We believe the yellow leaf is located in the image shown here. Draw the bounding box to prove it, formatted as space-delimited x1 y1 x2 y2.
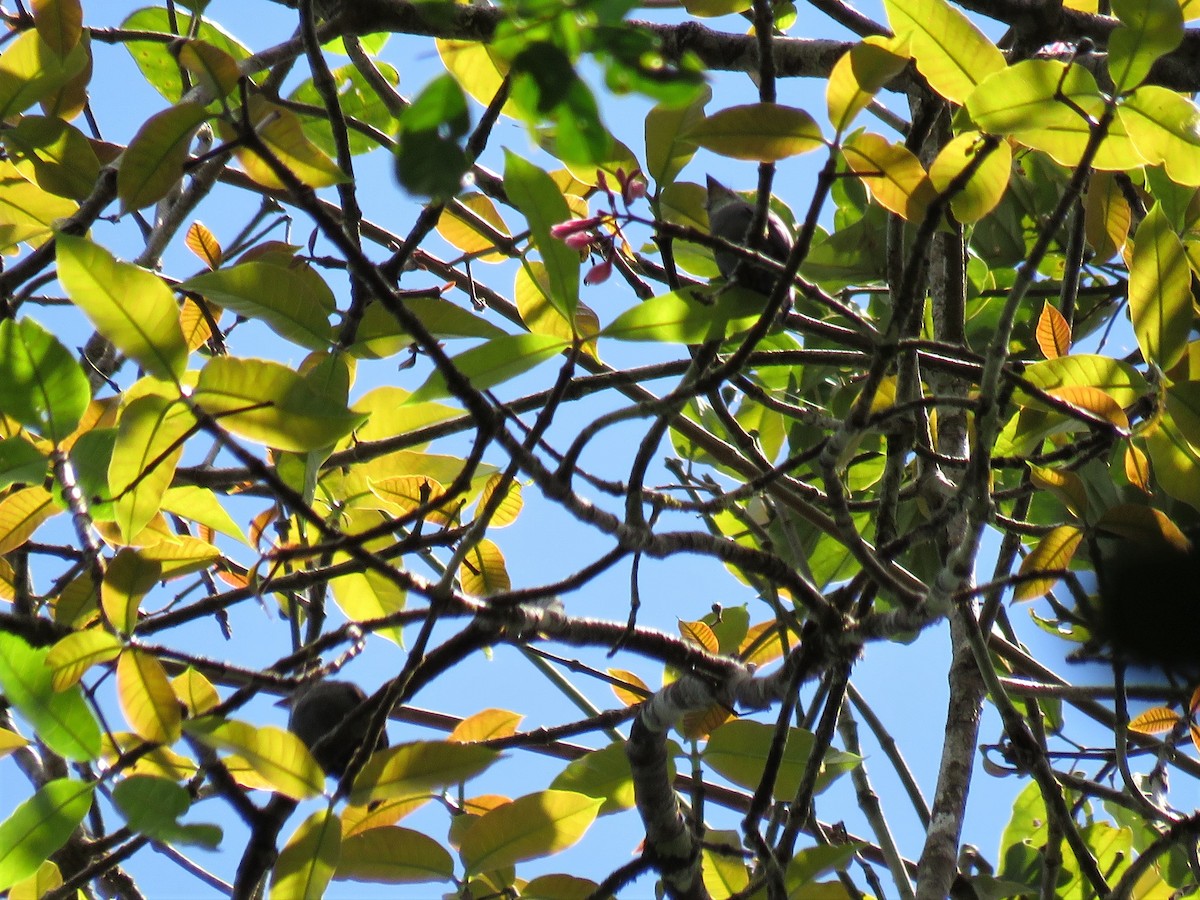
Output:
1035 301 1072 359
460 538 509 596
1084 171 1131 262
0 485 54 554
1044 385 1131 433
45 629 122 691
1127 706 1180 735
185 221 222 269
1125 443 1151 493
449 709 524 743
608 668 651 707
185 717 325 800
171 667 220 717
341 794 429 837
458 790 601 875
1015 525 1083 601
438 193 511 263
224 97 347 190
928 131 1011 223
117 648 182 745
843 132 936 222
679 619 719 654
477 474 523 528
1028 464 1088 519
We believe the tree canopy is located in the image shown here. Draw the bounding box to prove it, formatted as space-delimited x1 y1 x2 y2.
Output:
2 0 1200 897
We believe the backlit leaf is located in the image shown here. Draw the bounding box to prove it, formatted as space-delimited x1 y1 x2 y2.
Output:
459 790 601 875
884 0 1003 104
270 809 341 900
0 779 93 891
1129 204 1190 370
185 717 324 800
843 132 935 222
118 102 209 212
1014 525 1083 601
827 37 909 136
688 104 823 162
407 334 569 403
350 740 498 805
1035 301 1072 359
334 826 454 884
0 486 55 555
0 318 89 443
0 632 100 761
1108 0 1183 94
1127 706 1180 735
460 538 510 596
928 131 1011 223
45 629 122 691
117 648 182 745
56 235 188 382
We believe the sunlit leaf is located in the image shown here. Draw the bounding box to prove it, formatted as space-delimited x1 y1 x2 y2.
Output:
884 0 1003 104
185 717 324 800
928 131 1011 223
270 809 341 900
0 779 93 892
459 790 601 875
117 648 182 745
334 826 455 884
1014 525 1083 601
407 334 569 403
843 131 936 222
1129 204 1190 370
56 235 188 382
460 538 510 596
350 740 499 805
118 102 209 212
0 318 90 443
1035 301 1072 359
826 37 909 136
0 486 55 555
687 104 824 162
0 632 100 761
45 629 122 691
1108 0 1184 94
1127 706 1180 735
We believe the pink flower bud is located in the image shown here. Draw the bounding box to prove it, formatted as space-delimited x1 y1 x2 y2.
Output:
584 259 612 285
622 175 647 204
550 217 600 239
562 231 594 251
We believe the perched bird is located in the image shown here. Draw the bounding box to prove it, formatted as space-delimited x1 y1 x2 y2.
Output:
1086 527 1200 676
705 176 794 298
286 680 388 778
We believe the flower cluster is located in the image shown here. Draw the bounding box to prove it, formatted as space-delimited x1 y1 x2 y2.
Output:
549 168 647 287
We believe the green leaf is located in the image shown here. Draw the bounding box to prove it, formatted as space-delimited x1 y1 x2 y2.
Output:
395 74 470 200
504 151 580 320
118 102 210 212
0 632 101 762
1128 204 1190 370
56 235 188 382
884 0 1003 104
289 62 400 157
182 261 334 350
687 103 824 162
334 826 455 884
112 775 221 848
703 719 859 798
644 86 709 188
1119 85 1200 186
510 42 611 165
826 37 910 136
348 296 507 360
928 131 1011 224
966 61 1140 171
0 317 90 443
1145 409 1200 510
270 809 341 900
192 356 364 453
408 334 569 403
601 288 768 343
0 779 93 892
350 740 499 805
549 741 637 815
121 8 250 103
0 437 48 490
1108 0 1183 94
459 790 601 875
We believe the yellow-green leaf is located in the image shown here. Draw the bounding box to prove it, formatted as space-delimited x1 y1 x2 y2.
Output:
687 104 824 162
334 826 455 884
101 547 162 634
437 193 511 263
1015 525 1083 601
117 648 181 745
1084 171 1131 262
56 235 188 382
118 102 209 212
927 131 1011 223
193 356 364 453
477 474 522 528
0 779 93 892
33 0 82 55
408 334 569 403
0 30 87 121
449 709 524 743
826 37 909 136
185 717 324 800
1129 204 1191 370
270 808 341 900
459 790 601 875
883 0 1004 104
109 394 194 542
181 261 335 350
45 629 122 691
350 740 498 805
1119 85 1200 186
1108 0 1183 94
966 61 1141 171
645 86 709 187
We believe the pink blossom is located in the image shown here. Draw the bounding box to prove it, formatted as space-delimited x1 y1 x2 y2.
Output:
550 216 601 239
584 259 612 285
